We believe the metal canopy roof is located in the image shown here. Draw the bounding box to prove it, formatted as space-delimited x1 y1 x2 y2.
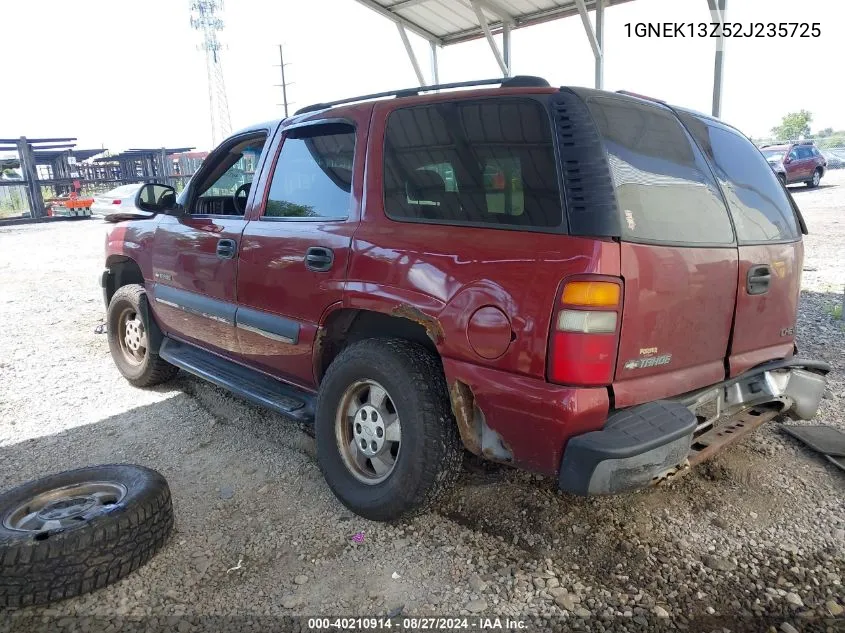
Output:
353 0 729 118
356 0 633 45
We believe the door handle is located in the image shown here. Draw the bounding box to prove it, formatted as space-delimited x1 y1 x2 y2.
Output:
216 238 237 260
746 264 771 295
305 246 334 272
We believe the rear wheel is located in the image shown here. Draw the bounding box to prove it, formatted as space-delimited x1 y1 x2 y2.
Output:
806 168 821 188
107 284 178 387
315 339 463 521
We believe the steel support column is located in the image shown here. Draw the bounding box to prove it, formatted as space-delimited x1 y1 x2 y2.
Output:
574 0 603 89
708 0 727 117
16 137 44 218
502 21 512 75
397 23 426 86
430 41 440 85
595 0 604 89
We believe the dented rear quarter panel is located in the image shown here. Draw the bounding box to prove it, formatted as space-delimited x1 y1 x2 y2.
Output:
343 97 621 472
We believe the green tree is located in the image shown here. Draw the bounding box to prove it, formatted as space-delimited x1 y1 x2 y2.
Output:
771 110 813 141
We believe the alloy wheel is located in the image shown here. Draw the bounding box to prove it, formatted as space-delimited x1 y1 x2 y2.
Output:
335 379 402 484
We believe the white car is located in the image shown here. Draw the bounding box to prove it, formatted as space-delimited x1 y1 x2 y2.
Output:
91 184 144 218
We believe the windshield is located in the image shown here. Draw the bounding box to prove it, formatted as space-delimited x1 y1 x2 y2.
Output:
761 149 785 162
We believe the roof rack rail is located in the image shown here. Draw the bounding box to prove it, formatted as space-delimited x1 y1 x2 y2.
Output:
615 90 666 104
294 76 550 115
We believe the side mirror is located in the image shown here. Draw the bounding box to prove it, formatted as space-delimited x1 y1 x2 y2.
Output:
136 183 178 214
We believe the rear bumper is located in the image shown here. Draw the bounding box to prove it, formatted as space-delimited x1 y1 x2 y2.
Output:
558 359 829 496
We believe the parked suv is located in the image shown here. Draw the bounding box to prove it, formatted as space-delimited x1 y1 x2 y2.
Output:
761 140 826 187
101 77 828 520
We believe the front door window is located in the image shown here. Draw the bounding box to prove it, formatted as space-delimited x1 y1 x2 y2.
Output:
192 135 267 216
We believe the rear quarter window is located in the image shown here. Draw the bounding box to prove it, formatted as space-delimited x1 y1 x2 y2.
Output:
678 114 800 243
586 96 734 245
382 98 562 230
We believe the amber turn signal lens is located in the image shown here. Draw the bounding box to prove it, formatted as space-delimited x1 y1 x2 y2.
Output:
561 281 620 307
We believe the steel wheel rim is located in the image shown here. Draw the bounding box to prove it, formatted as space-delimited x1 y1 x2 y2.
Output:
813 171 820 186
3 481 127 533
336 379 402 485
118 307 147 365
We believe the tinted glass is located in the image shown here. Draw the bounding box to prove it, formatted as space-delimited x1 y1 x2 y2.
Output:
679 113 800 242
201 143 264 198
383 99 561 229
586 96 733 244
264 124 355 218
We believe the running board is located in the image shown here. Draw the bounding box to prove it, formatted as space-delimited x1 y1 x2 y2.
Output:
159 338 315 424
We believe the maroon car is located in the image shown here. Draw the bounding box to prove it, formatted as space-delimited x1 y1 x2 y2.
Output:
761 140 827 187
101 77 828 520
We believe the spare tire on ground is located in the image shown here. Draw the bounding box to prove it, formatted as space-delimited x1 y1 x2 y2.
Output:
0 464 173 608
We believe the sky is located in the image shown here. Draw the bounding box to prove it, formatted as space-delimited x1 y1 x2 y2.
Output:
1 0 843 153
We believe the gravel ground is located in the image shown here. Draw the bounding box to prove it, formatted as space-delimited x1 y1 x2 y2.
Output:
0 172 843 633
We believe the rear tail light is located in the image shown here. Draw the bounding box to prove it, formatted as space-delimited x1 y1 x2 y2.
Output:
112 199 122 205
548 278 623 386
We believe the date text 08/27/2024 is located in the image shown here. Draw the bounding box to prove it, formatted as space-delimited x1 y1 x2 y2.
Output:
307 617 528 630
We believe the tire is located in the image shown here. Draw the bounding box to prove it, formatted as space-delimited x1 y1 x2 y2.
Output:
315 339 463 521
806 168 821 188
0 464 173 608
107 284 178 387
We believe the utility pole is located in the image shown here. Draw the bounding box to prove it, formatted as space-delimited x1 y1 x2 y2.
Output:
275 44 293 118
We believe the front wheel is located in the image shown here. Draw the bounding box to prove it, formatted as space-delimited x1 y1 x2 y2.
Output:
315 339 463 521
107 284 178 387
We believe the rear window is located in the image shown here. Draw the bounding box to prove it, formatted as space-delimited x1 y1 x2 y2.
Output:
586 96 734 245
383 99 562 229
679 114 800 242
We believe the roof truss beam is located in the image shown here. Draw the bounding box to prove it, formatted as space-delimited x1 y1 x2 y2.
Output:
574 0 601 59
397 23 427 85
470 0 510 76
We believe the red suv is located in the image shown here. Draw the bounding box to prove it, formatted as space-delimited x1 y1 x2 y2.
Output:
761 140 826 187
101 77 828 520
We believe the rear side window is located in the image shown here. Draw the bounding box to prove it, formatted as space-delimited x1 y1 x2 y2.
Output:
586 96 734 245
264 123 355 219
383 99 562 229
679 114 800 242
